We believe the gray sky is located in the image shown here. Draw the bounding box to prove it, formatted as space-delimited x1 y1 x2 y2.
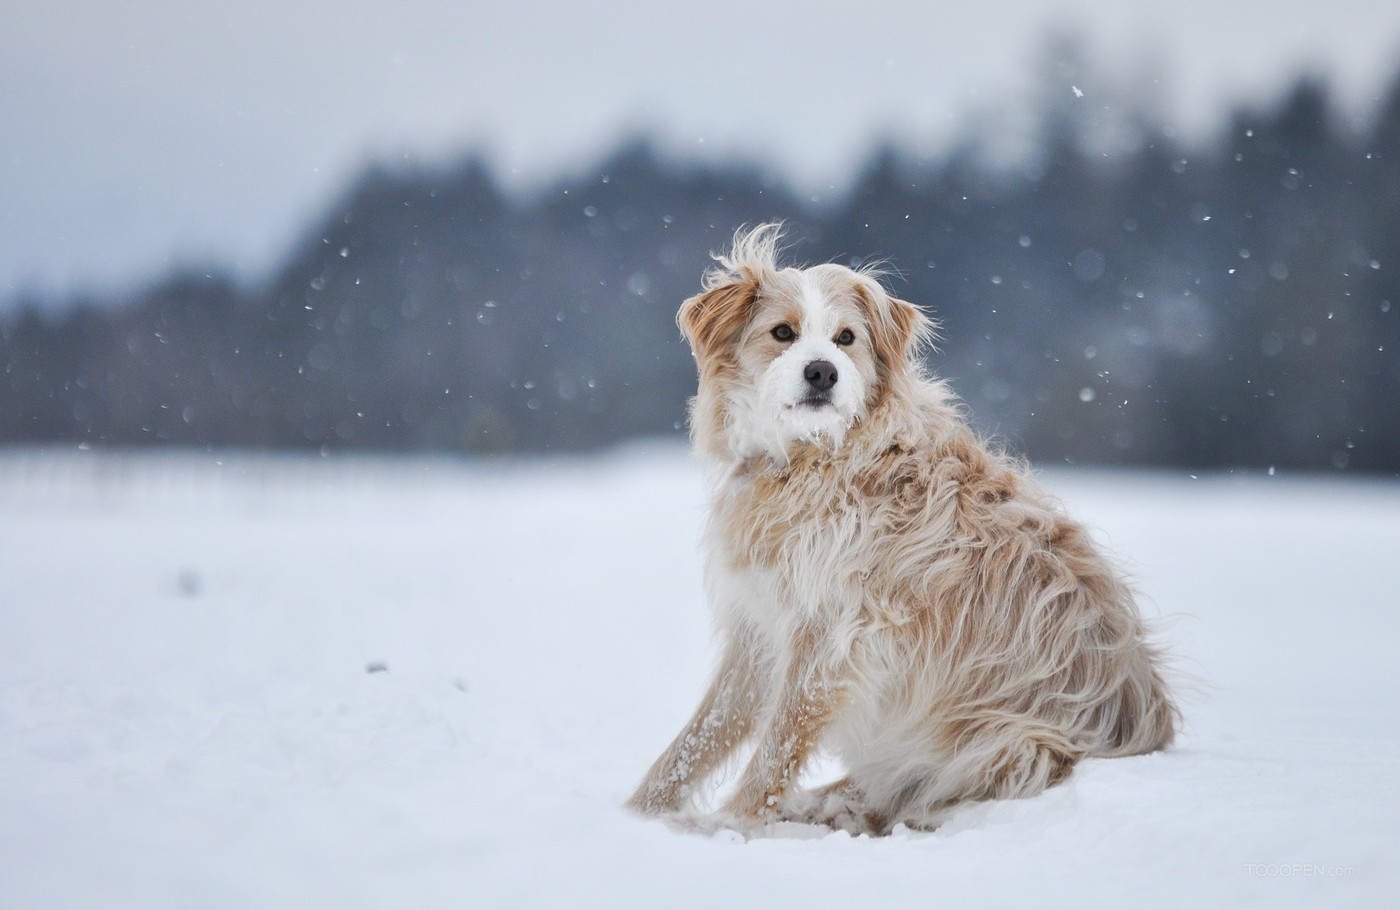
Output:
3 0 1399 302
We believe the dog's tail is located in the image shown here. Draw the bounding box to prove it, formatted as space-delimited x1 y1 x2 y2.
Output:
1096 643 1179 757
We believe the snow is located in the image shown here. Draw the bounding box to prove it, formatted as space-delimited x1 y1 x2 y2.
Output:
1 446 1397 908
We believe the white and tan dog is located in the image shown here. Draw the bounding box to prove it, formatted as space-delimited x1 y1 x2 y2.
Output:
629 223 1177 835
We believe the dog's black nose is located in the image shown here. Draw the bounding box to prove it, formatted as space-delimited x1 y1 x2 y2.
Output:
804 360 838 392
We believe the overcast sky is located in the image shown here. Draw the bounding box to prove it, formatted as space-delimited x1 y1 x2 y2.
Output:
3 0 1399 302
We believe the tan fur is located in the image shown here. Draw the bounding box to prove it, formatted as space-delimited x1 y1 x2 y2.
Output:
629 223 1178 835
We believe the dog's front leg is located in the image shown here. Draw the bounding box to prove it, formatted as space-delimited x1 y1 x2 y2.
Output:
720 628 842 822
627 637 764 815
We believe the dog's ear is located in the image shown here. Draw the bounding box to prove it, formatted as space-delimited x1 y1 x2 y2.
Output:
678 278 758 364
853 277 936 377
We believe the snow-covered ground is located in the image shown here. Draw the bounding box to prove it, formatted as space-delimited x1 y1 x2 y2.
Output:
1 446 1396 908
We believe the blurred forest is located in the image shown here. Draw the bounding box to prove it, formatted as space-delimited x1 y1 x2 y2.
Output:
2 67 1398 473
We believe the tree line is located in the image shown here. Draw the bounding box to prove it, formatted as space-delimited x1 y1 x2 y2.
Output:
2 69 1398 473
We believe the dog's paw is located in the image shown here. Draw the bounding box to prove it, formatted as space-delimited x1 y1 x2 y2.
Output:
778 780 885 835
818 804 885 836
773 788 823 825
625 778 688 817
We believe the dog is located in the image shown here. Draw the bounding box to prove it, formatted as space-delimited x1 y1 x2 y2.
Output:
628 223 1178 835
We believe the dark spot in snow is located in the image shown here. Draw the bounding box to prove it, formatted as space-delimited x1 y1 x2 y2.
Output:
177 570 201 597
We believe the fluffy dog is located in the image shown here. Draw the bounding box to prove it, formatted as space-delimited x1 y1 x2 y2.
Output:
628 223 1177 835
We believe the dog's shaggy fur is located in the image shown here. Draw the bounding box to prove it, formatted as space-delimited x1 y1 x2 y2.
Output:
628 223 1178 835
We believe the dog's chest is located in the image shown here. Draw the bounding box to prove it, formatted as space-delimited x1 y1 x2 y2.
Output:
708 468 870 626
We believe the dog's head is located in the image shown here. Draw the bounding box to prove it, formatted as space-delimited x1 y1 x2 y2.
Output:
679 223 935 462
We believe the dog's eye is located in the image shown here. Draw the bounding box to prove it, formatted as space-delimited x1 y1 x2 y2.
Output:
771 324 795 342
836 329 855 346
